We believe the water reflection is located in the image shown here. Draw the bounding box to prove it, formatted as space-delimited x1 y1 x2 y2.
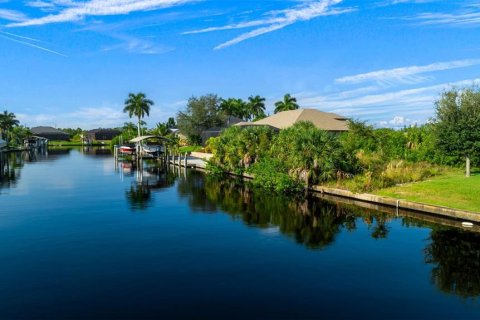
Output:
176 171 395 249
82 146 112 156
0 152 26 191
175 170 480 298
425 229 480 298
122 160 175 211
0 148 75 193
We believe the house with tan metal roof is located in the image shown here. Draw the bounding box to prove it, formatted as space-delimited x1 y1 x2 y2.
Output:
235 108 349 132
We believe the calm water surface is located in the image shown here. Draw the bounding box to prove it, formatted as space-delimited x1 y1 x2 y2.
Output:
0 148 479 319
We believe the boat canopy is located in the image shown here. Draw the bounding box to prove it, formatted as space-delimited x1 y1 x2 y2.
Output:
30 136 48 141
129 135 170 143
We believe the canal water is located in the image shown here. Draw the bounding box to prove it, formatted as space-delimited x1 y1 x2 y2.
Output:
0 148 479 319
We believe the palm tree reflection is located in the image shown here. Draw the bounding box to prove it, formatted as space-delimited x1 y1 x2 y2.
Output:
125 160 175 211
126 183 152 211
177 171 395 249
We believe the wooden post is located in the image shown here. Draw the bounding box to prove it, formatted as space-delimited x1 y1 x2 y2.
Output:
0 151 3 177
466 156 471 177
184 153 188 168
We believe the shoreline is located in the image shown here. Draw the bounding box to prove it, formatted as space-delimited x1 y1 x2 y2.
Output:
170 154 480 226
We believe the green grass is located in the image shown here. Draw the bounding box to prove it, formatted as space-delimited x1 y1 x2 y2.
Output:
179 145 203 153
375 169 480 212
48 140 111 146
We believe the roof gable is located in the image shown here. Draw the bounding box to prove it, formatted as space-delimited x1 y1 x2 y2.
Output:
250 108 349 131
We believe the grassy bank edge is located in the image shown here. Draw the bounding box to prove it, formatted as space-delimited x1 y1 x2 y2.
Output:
372 169 480 213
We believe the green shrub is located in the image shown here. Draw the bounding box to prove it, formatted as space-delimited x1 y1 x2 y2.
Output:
271 121 360 184
207 125 276 174
248 157 303 193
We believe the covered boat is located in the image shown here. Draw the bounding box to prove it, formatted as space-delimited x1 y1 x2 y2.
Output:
119 144 136 155
129 135 169 156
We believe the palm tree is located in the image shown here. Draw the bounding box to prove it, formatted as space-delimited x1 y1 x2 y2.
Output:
220 98 248 120
123 122 137 136
0 110 20 145
10 125 31 147
274 94 299 114
123 93 154 138
247 95 266 121
152 122 169 136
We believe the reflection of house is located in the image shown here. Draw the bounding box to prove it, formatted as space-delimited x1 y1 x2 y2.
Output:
236 109 349 132
201 116 243 144
31 126 70 141
86 128 121 141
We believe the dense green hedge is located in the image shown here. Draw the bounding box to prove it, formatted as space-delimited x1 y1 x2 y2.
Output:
206 120 457 193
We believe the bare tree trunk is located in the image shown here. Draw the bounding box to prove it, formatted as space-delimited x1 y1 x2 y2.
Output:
466 156 471 177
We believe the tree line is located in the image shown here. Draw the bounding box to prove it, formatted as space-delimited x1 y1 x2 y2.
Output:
206 86 480 192
175 93 300 144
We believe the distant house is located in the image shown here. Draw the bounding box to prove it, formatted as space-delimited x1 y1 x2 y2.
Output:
201 116 243 144
86 128 121 141
31 126 70 141
236 109 349 132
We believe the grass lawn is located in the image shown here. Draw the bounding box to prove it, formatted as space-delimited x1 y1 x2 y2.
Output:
179 145 203 153
375 169 480 212
49 140 110 146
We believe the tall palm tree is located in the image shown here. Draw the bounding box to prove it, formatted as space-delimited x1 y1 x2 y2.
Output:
247 95 266 121
123 93 154 138
0 110 19 145
220 98 248 120
274 94 299 114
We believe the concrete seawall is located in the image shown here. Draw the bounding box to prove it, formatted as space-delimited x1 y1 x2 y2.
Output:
176 153 480 225
311 185 480 224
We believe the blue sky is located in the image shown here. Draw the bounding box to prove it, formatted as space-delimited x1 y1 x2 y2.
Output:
0 0 479 129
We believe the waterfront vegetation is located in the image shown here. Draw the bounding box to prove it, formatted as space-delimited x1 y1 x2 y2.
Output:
2 87 480 211
206 87 480 204
206 120 446 193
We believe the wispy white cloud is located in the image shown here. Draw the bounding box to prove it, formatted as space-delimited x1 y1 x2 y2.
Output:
0 9 28 22
297 78 480 126
407 2 480 26
335 59 480 86
0 31 66 56
25 0 75 10
184 0 354 49
378 115 420 128
17 99 186 129
8 0 198 27
0 30 42 42
17 107 127 129
414 11 480 26
382 0 435 5
101 33 173 55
